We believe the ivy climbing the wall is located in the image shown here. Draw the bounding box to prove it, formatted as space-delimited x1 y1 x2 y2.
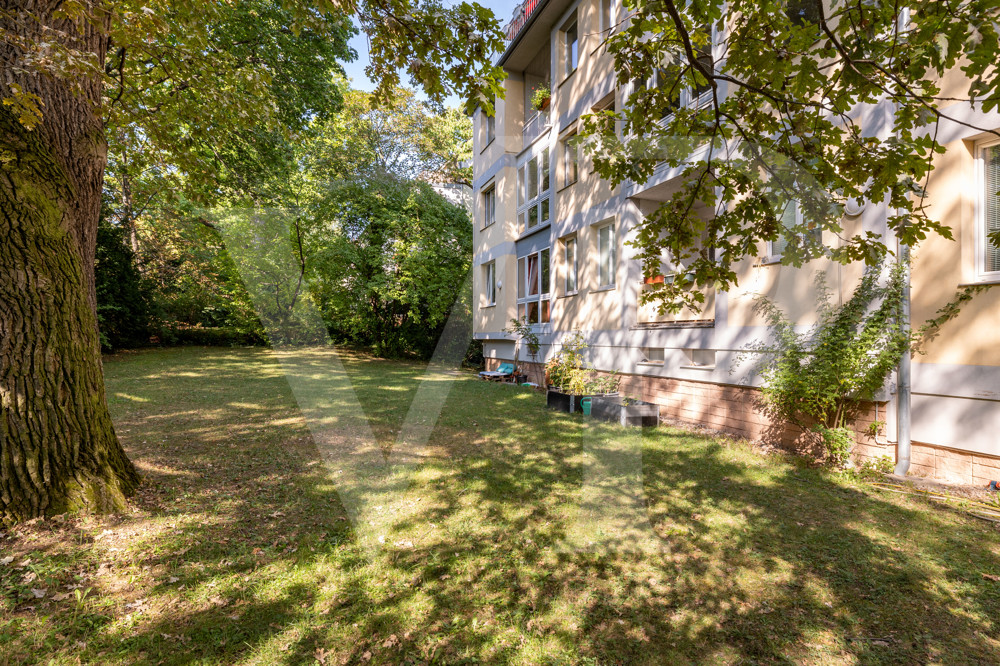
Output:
741 260 910 465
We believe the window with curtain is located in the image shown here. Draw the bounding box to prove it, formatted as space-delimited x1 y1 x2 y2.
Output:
484 261 496 306
562 15 578 77
482 186 495 228
598 223 616 287
517 248 551 324
982 141 1000 275
564 237 578 293
770 199 821 259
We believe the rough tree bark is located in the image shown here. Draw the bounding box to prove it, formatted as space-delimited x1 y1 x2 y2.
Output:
0 1 140 522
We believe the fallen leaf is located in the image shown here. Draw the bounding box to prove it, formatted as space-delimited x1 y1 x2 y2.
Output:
382 634 399 648
51 592 71 601
30 588 47 599
0 556 13 565
982 573 1000 582
361 651 372 662
167 576 180 583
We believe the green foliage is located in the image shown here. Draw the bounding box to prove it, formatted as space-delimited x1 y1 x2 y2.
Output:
579 0 1000 313
94 217 151 352
530 85 551 111
743 261 910 463
854 455 896 480
813 425 853 467
307 177 472 358
503 318 541 369
545 332 621 395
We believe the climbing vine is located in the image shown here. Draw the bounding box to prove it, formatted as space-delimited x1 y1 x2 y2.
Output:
741 261 910 465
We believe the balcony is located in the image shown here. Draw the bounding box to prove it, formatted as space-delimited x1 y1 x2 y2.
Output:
504 0 543 42
522 110 550 146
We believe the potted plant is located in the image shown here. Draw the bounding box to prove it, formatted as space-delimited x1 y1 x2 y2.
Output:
531 85 551 112
545 332 620 413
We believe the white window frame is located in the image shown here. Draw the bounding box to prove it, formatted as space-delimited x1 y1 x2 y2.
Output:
599 0 616 36
564 236 578 294
517 248 552 325
561 14 579 79
482 185 496 229
976 137 1000 281
484 261 496 307
485 113 495 146
638 25 714 125
597 222 617 288
767 199 821 262
561 132 579 188
517 147 551 234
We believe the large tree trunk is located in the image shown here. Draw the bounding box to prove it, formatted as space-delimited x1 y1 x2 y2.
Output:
0 2 140 522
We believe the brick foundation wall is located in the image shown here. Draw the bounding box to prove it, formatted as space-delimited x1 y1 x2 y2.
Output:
616 373 890 464
482 359 999 486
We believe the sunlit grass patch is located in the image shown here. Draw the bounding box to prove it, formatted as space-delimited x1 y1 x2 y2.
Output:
1 346 999 664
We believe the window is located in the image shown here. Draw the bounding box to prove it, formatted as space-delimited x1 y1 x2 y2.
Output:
786 0 822 27
640 347 664 364
484 261 496 306
597 223 616 287
517 248 551 324
978 140 1000 277
564 237 578 293
561 133 579 187
517 148 551 233
482 186 496 228
600 0 615 34
690 26 714 106
769 199 822 259
562 16 578 77
639 28 711 122
485 113 495 145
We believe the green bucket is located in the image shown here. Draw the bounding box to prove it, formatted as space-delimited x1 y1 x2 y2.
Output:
580 397 592 416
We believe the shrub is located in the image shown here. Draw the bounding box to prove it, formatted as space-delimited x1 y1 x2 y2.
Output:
741 260 910 465
546 332 621 395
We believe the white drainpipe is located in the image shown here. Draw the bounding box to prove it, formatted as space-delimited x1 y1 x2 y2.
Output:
894 242 912 476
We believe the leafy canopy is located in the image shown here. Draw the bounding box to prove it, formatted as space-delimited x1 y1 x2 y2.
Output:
582 0 1000 312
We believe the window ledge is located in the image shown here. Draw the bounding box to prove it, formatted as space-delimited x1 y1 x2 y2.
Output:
593 284 617 293
482 304 497 309
636 361 664 367
558 291 579 299
679 364 715 371
559 69 576 88
557 180 578 193
479 138 495 154
959 279 1000 287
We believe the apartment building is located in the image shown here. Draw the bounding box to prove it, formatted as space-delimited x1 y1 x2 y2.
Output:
471 0 1000 485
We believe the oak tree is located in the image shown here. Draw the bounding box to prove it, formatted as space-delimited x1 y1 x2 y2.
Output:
0 0 503 522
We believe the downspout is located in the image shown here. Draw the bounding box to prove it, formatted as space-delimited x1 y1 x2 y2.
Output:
892 6 913 478
894 242 912 476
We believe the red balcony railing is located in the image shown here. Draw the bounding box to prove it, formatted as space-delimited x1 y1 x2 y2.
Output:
504 0 542 41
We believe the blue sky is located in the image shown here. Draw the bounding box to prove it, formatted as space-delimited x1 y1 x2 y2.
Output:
340 0 514 107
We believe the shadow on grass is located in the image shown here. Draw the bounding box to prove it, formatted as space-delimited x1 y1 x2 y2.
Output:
4 346 1000 665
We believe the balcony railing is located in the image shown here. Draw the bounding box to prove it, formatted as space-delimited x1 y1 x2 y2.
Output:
522 110 550 146
504 0 543 41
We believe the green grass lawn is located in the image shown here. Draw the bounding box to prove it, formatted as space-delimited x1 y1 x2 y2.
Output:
3 346 1000 664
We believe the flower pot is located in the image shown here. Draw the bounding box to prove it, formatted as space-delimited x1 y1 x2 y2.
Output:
590 396 660 427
